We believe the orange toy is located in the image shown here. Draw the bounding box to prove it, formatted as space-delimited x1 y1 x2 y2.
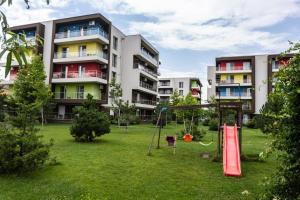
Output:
183 133 193 142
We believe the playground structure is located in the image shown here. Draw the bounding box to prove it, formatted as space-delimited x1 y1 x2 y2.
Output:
147 102 243 177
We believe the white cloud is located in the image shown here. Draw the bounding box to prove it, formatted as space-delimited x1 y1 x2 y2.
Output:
84 0 300 52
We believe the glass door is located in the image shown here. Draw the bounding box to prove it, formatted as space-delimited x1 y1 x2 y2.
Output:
60 85 66 99
76 85 84 99
79 45 87 57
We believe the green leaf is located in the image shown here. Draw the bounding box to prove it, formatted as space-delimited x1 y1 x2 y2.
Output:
12 50 23 67
5 52 12 78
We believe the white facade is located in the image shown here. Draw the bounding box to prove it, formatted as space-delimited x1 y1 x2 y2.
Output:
158 77 202 103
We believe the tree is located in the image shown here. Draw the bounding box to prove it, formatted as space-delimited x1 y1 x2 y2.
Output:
170 89 181 106
261 43 300 200
9 55 52 132
70 94 110 142
0 0 49 76
109 77 123 126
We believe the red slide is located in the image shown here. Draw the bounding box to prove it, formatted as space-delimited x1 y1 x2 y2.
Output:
223 124 241 176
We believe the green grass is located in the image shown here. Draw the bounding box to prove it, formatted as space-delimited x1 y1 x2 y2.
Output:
0 123 277 200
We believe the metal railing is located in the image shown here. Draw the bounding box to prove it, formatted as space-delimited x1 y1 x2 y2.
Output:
139 81 157 92
159 82 171 86
55 28 109 40
132 99 157 105
158 90 172 94
54 51 108 60
242 104 252 110
216 66 251 71
54 92 101 100
135 64 159 77
52 70 107 80
218 92 252 98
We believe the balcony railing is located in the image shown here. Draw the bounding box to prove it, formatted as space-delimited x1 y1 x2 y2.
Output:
54 92 101 100
159 91 172 94
218 92 252 98
140 81 157 92
132 99 157 105
216 66 251 71
159 82 171 86
55 28 109 40
53 70 106 80
135 64 160 77
141 48 158 65
54 51 108 60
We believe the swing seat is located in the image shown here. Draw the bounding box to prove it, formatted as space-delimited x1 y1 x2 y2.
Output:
183 133 193 142
166 136 176 146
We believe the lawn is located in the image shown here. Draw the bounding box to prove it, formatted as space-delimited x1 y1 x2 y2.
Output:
0 123 277 200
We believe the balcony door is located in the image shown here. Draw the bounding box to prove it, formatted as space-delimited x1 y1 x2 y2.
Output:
79 65 85 78
80 26 88 36
62 47 69 58
61 65 67 78
79 45 87 57
76 85 84 99
60 85 66 99
63 27 69 38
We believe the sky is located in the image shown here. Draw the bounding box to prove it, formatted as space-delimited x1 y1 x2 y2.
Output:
1 0 300 100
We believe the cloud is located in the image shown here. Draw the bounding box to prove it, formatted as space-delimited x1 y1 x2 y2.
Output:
83 0 300 52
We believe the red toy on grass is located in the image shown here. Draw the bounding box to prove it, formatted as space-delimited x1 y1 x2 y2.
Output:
183 133 193 142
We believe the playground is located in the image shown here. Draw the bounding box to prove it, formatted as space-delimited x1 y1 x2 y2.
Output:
0 123 277 200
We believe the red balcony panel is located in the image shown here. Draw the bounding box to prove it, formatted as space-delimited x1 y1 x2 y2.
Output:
191 89 199 95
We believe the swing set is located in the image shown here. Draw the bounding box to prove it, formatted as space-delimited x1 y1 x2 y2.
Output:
147 102 243 176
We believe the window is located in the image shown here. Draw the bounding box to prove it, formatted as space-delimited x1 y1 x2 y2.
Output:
113 36 118 50
60 85 66 99
179 82 183 88
112 72 116 79
112 54 117 67
179 90 183 96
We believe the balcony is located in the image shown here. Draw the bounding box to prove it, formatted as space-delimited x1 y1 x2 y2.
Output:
53 51 108 64
216 66 252 74
136 48 159 67
54 92 105 102
54 28 109 45
158 90 172 96
217 92 252 100
132 99 157 106
216 80 252 86
242 104 252 111
135 63 160 78
52 70 107 84
159 82 171 87
138 81 157 95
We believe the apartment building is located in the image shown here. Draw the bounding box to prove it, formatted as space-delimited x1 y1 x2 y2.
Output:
0 13 160 120
207 54 293 121
158 77 202 103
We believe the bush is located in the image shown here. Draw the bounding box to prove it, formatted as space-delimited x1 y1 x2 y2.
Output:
202 118 210 126
192 126 207 141
209 119 218 131
0 123 52 174
245 118 256 129
70 95 110 142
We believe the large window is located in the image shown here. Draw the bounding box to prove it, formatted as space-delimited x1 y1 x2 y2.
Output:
113 36 118 50
179 90 183 96
179 82 184 88
112 54 117 67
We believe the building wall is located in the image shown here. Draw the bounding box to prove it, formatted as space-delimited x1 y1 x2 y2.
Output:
56 42 103 55
42 20 54 84
254 55 268 114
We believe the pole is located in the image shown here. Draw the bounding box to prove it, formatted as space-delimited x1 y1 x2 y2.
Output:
147 111 162 156
157 113 163 149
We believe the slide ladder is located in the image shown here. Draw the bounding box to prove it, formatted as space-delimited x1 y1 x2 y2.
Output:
223 124 241 176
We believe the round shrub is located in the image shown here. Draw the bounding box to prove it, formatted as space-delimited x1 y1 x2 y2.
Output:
209 119 219 131
70 95 110 142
